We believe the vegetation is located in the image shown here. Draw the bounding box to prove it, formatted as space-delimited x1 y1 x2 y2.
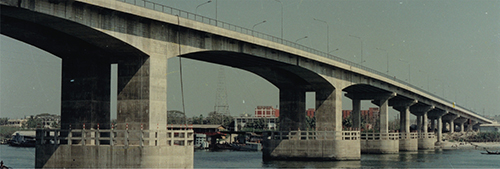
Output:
468 132 500 142
22 116 42 129
167 110 187 124
0 118 8 125
306 116 315 130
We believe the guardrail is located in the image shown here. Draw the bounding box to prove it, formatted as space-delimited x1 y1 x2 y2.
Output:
36 128 194 147
418 133 435 139
113 0 485 119
360 132 399 140
399 132 419 139
266 131 359 141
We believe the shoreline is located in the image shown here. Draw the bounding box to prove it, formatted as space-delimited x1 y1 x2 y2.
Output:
438 141 500 150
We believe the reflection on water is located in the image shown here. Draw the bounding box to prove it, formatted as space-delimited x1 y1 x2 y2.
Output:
195 148 500 168
2 145 499 168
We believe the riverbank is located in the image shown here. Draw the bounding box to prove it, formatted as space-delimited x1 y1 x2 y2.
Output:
439 140 500 150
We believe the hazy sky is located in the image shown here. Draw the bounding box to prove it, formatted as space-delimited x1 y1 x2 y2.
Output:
1 0 499 120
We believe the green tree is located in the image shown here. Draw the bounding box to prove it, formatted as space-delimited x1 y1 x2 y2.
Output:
0 118 8 125
167 110 186 124
206 111 233 128
306 115 316 130
342 115 353 129
22 117 42 129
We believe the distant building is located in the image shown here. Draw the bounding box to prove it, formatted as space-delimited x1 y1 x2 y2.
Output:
234 116 278 131
306 108 315 118
254 106 279 117
479 123 500 132
6 119 28 127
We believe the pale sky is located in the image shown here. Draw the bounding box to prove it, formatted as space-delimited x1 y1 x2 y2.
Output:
1 0 499 120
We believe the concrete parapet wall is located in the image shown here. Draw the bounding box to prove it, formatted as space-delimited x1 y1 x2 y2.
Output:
38 145 193 168
360 140 399 154
263 139 360 161
399 138 418 151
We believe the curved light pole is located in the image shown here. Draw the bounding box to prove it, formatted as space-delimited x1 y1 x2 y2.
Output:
349 35 363 65
275 0 283 40
252 20 266 36
376 48 389 74
295 36 308 43
313 18 329 53
196 0 212 14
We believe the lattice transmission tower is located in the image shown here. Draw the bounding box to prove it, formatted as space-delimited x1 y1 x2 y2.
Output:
214 66 230 118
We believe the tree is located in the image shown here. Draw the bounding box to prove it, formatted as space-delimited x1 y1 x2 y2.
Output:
342 115 353 129
0 118 8 125
22 117 42 129
167 110 186 124
306 115 315 130
206 111 233 128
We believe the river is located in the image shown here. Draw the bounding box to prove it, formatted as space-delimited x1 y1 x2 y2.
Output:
1 144 499 168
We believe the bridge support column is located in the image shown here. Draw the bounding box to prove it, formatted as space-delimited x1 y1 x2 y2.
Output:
358 93 398 154
430 119 435 133
265 88 360 161
351 99 361 131
437 116 443 144
315 88 342 131
279 88 306 131
61 57 111 136
411 105 435 150
429 110 447 146
392 99 418 151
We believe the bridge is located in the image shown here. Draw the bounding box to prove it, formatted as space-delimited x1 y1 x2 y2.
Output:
0 0 493 167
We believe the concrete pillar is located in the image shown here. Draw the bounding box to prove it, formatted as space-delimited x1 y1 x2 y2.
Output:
392 99 418 151
352 99 361 131
437 116 443 143
422 112 428 134
379 98 390 133
450 120 455 133
460 123 465 133
316 89 342 131
279 88 306 131
416 115 422 135
61 57 111 132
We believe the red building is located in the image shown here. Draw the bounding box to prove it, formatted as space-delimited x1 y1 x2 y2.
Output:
342 107 379 120
255 106 279 117
306 108 315 118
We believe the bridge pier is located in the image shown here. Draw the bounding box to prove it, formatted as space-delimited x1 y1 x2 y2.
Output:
264 88 360 161
392 99 418 151
411 105 435 150
358 93 399 154
429 110 448 146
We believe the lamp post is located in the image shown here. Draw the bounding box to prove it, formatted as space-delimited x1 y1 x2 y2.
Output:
252 20 266 36
376 48 389 74
195 0 212 14
313 18 329 53
349 35 363 65
275 0 283 40
295 36 308 43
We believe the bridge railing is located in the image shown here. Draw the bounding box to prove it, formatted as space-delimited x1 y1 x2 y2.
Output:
399 132 419 139
418 132 435 139
360 132 399 140
36 128 194 147
266 131 359 141
115 0 484 119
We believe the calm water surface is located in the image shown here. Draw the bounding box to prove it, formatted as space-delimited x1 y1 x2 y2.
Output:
1 144 499 168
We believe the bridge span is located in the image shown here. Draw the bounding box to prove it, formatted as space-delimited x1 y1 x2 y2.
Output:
0 0 493 167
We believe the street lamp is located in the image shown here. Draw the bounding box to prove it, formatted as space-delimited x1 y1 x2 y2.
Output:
313 18 329 53
295 36 308 43
376 48 389 74
252 20 266 36
275 0 283 40
349 35 364 65
195 0 212 14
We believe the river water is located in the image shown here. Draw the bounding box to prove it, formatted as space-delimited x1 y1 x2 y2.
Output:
1 144 499 168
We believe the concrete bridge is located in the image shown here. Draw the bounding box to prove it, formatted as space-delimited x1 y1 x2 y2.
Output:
0 0 493 167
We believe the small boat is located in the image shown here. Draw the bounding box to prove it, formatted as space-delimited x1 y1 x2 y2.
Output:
481 149 500 155
8 131 36 147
